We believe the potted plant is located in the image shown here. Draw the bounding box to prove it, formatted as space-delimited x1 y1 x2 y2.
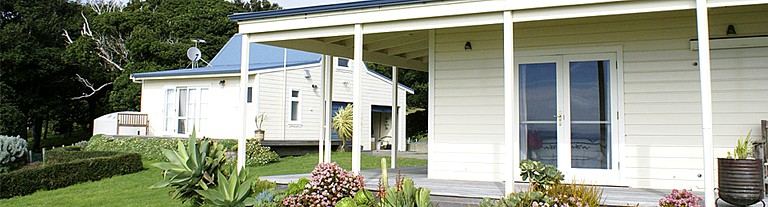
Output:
254 113 266 141
717 130 764 206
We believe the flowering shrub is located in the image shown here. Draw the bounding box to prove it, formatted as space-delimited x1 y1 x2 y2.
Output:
282 162 365 206
245 139 279 166
659 189 702 207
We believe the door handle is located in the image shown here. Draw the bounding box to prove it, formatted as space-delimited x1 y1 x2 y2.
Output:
556 111 563 126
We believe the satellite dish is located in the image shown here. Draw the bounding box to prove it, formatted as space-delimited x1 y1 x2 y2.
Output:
187 47 202 61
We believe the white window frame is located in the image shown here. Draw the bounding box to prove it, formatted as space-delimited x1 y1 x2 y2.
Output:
335 57 352 73
289 88 302 124
162 86 210 135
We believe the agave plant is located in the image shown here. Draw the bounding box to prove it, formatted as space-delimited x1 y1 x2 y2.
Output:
151 130 228 205
727 129 753 159
195 166 259 207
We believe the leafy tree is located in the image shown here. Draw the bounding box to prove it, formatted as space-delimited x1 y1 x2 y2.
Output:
366 63 428 138
0 0 83 150
234 0 282 12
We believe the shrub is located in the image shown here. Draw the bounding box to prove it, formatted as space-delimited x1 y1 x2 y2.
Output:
44 150 124 164
547 182 603 207
195 166 259 207
282 162 365 206
0 135 28 173
246 139 279 166
479 191 550 207
659 189 702 207
520 159 563 191
86 135 180 161
0 151 143 198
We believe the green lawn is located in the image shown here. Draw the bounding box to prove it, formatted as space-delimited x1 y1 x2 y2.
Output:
0 152 426 207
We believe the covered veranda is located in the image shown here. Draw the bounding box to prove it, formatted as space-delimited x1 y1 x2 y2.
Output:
228 0 768 206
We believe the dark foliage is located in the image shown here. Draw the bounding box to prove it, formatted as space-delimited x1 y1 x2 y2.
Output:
0 151 143 198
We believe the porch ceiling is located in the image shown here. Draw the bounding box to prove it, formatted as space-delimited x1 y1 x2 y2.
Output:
264 30 430 71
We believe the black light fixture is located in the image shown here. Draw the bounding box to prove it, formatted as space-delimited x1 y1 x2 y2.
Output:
727 25 737 35
311 84 318 90
464 41 472 50
218 80 226 86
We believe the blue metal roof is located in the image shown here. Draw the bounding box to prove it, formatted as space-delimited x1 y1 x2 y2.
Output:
229 0 434 21
131 34 414 93
131 34 322 79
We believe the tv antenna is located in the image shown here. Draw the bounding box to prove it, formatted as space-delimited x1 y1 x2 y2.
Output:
187 38 210 68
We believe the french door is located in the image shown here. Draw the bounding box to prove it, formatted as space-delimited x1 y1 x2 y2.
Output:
164 87 209 135
518 53 620 184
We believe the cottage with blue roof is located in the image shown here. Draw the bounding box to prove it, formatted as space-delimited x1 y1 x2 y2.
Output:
130 34 413 151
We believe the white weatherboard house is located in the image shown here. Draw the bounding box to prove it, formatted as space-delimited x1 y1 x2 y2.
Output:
227 0 768 204
130 34 413 151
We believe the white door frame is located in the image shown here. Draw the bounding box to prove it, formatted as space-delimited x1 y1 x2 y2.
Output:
515 52 623 185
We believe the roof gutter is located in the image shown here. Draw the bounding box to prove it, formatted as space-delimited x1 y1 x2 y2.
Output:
228 0 433 21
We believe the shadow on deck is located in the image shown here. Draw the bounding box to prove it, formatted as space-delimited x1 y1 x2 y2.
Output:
262 166 767 207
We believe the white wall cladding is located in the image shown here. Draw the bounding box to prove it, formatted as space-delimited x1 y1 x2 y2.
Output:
140 62 409 151
430 5 768 189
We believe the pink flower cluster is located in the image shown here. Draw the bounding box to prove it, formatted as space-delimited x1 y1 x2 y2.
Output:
551 194 588 207
659 189 702 207
283 162 365 207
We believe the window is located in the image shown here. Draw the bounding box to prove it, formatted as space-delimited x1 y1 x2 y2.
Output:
163 86 209 134
247 87 253 103
337 58 350 67
290 90 300 122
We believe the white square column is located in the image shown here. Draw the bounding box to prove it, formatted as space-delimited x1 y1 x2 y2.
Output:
237 33 250 171
503 11 519 195
352 24 364 173
391 66 398 169
695 0 715 206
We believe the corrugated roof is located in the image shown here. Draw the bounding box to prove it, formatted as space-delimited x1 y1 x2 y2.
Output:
130 35 414 93
228 0 434 21
131 34 322 79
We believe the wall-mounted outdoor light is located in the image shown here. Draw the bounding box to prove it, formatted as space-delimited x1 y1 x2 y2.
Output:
218 80 226 86
464 41 472 50
304 69 312 78
727 25 737 35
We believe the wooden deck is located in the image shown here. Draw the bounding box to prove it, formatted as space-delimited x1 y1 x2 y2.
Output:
262 166 767 207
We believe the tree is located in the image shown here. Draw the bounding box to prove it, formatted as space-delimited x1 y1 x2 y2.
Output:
0 0 83 150
234 0 282 12
366 63 429 139
332 104 353 152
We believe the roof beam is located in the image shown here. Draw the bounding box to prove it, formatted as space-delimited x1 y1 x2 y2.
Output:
266 39 428 71
385 39 428 56
365 32 428 52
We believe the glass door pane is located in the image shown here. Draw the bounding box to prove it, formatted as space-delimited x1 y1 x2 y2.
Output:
568 60 611 169
177 88 188 134
519 62 558 167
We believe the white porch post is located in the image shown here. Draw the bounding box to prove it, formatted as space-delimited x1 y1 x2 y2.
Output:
319 56 328 164
503 10 517 195
391 66 398 169
695 0 715 206
237 33 250 172
352 24 363 173
324 55 334 162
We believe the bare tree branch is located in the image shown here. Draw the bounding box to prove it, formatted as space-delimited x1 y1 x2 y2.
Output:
71 74 113 100
62 29 74 44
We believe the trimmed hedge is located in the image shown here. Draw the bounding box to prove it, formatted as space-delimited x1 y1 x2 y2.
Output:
44 149 124 164
86 135 180 161
0 151 143 198
86 135 239 161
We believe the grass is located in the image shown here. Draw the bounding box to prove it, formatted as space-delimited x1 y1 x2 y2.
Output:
0 152 426 207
